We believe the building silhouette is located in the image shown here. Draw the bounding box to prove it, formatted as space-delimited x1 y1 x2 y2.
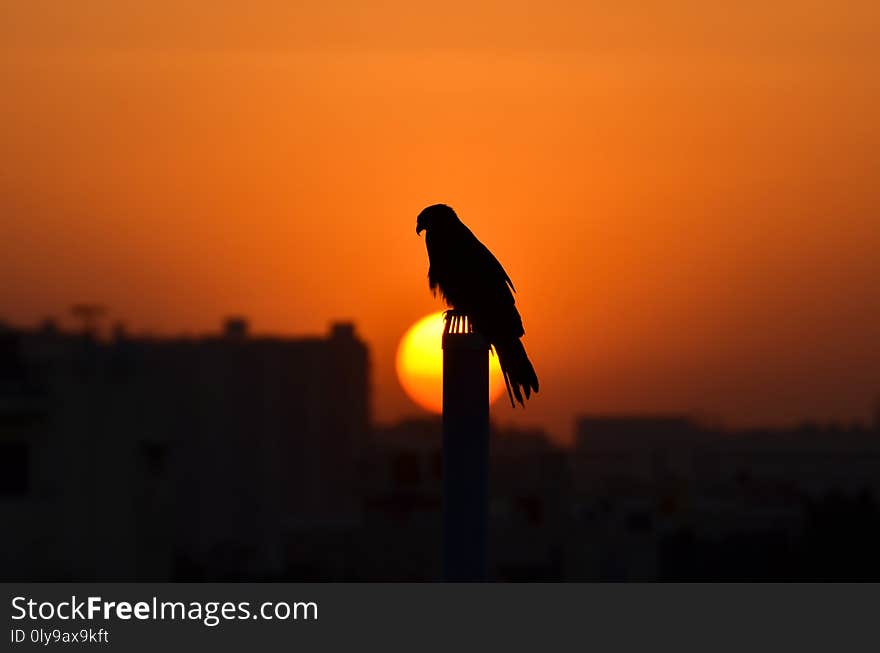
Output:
0 318 369 580
2 315 880 581
570 415 880 580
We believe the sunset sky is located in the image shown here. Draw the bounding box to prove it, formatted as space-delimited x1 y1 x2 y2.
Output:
2 2 879 441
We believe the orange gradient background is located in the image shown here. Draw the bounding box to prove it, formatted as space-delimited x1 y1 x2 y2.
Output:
2 2 880 441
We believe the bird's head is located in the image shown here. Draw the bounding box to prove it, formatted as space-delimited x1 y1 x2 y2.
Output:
416 203 458 236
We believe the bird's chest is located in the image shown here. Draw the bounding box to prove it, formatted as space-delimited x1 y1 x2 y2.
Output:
426 231 461 266
426 233 470 305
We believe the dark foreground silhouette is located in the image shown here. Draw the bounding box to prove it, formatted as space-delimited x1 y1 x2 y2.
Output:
3 318 880 581
416 203 539 406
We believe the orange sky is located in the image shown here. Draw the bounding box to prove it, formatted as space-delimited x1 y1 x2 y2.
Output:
2 2 879 442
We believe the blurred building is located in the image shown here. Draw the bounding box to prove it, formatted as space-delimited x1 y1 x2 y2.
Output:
4 312 880 581
0 317 369 580
570 414 880 580
353 419 568 581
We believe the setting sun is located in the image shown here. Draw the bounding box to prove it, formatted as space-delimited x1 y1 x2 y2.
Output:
396 312 506 414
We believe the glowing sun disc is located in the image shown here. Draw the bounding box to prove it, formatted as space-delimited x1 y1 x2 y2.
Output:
396 311 506 414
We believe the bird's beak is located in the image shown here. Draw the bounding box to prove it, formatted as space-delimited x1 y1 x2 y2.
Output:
416 223 424 236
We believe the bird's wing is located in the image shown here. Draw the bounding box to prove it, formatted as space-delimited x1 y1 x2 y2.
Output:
475 239 516 293
460 224 516 296
455 223 525 341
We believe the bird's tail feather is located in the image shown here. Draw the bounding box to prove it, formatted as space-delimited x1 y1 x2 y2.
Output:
494 339 539 407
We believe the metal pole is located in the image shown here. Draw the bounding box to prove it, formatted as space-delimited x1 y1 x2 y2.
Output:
442 313 489 581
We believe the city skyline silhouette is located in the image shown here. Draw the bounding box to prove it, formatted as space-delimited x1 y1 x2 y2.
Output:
2 313 879 581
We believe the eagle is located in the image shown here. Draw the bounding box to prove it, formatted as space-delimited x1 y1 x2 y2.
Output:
416 203 539 407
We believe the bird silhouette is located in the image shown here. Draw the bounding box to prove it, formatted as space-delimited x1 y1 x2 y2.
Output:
416 203 539 407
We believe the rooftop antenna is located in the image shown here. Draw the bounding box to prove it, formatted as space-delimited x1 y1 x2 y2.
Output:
70 304 106 337
441 310 489 581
